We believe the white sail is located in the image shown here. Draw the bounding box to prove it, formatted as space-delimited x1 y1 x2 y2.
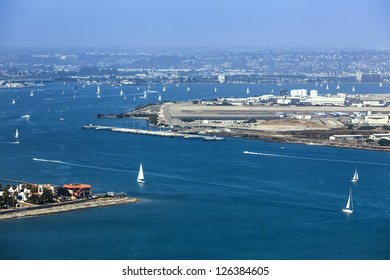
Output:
97 85 100 95
342 187 353 213
186 86 190 92
326 84 329 90
12 99 15 104
351 167 359 183
352 86 355 92
379 82 383 87
246 87 250 94
336 84 340 90
214 87 217 93
30 90 34 97
162 86 166 92
137 163 145 183
120 89 124 96
158 94 162 101
124 94 126 100
15 129 19 140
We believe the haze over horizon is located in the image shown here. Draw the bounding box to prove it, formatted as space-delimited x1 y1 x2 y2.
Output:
0 0 389 49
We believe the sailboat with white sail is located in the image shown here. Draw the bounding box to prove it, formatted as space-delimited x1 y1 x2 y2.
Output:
158 94 162 101
30 89 34 97
246 87 250 94
97 85 101 98
351 86 355 93
120 89 124 96
336 84 340 90
186 86 190 92
214 87 217 93
326 84 329 90
15 129 19 143
12 98 15 104
342 187 353 214
351 167 359 183
137 163 145 183
379 82 383 87
162 86 166 92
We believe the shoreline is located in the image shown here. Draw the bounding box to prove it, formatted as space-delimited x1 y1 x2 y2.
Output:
0 197 141 221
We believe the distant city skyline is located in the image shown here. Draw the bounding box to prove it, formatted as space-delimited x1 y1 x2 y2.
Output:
0 0 389 49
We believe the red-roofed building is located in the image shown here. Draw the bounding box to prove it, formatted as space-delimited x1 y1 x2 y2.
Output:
63 183 92 198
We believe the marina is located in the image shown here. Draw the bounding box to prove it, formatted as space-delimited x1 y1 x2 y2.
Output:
82 125 224 141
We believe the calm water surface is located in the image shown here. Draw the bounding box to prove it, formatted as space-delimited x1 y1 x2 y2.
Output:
0 83 390 259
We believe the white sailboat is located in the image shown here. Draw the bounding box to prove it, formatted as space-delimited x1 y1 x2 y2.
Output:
12 98 15 104
30 89 34 97
246 87 250 94
97 85 100 95
351 86 355 92
15 129 19 143
379 82 383 87
141 90 147 99
315 81 318 86
342 187 353 214
271 88 274 94
186 86 190 92
351 167 359 183
120 89 124 96
158 94 162 101
214 87 217 93
326 84 329 90
176 83 179 87
123 94 127 100
162 86 166 92
137 163 145 183
336 84 340 90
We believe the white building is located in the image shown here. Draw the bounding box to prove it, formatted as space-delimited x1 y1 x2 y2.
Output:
365 114 389 125
290 89 308 97
306 96 346 106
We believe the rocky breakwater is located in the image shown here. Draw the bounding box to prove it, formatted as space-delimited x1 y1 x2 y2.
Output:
0 197 141 221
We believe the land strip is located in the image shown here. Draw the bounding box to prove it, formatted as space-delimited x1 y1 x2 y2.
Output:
0 197 140 221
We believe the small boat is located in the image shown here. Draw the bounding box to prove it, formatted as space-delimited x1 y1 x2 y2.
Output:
162 86 166 92
246 87 250 94
137 163 145 183
326 84 329 90
351 167 359 183
12 98 15 104
336 84 340 90
379 82 383 87
214 87 217 93
202 135 224 141
97 85 100 95
320 83 323 87
123 94 127 100
30 89 34 97
186 86 190 92
271 88 274 94
315 81 318 86
120 89 124 96
158 94 162 101
351 86 355 92
342 187 353 214
176 83 179 87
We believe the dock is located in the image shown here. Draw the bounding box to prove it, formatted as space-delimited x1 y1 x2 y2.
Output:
82 125 224 141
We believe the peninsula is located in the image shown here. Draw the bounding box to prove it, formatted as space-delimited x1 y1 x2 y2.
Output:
100 91 390 151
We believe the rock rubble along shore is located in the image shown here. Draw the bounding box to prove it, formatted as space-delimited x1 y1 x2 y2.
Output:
0 197 141 221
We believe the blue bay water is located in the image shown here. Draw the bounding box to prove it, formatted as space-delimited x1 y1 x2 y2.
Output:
0 83 390 259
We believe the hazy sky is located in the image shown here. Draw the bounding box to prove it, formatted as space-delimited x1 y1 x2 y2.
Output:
0 0 389 48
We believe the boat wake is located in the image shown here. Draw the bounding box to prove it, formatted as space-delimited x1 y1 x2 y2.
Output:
32 157 131 173
243 151 390 167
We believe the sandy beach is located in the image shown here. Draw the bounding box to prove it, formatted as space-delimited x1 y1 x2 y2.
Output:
0 197 141 221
